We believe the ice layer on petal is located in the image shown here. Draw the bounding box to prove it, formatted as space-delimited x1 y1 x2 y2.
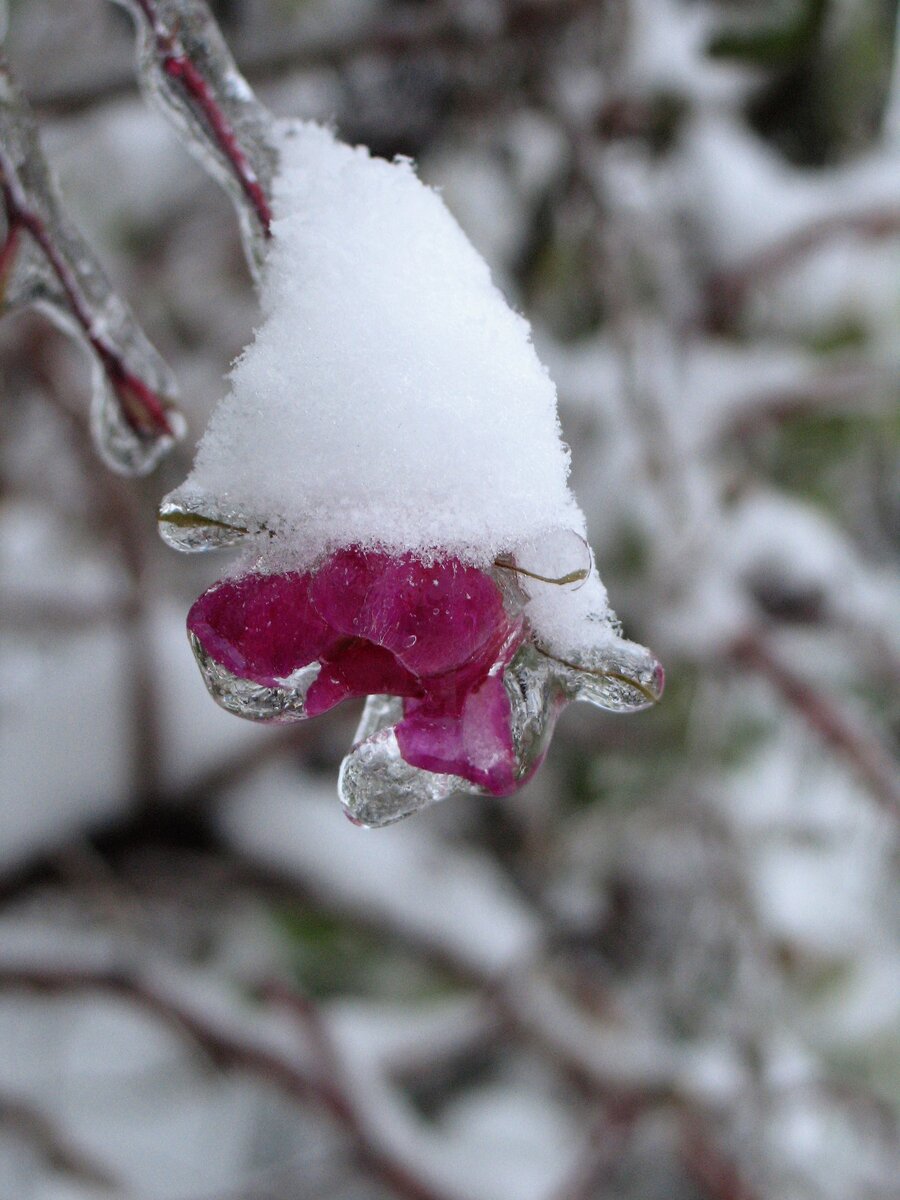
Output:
399 674 519 795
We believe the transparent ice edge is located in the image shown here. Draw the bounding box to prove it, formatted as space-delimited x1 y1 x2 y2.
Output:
159 492 269 552
189 631 319 721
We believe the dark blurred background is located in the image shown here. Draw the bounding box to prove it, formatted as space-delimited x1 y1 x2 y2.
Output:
0 2 898 1197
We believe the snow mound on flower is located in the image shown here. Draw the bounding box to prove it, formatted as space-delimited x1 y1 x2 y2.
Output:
175 119 585 567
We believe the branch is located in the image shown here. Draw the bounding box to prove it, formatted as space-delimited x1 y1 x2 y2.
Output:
0 1089 121 1190
113 0 277 278
548 1098 644 1200
709 208 900 328
731 631 900 820
0 58 182 474
262 979 474 1200
0 961 468 1200
28 336 165 802
718 362 897 444
36 0 598 118
679 1112 761 1200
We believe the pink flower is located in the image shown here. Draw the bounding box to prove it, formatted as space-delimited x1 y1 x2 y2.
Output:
188 548 527 795
163 502 663 826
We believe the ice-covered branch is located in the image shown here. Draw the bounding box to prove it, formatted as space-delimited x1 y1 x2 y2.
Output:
0 58 182 474
112 0 277 278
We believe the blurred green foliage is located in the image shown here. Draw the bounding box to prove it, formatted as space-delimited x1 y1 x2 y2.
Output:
273 905 462 1000
712 0 899 164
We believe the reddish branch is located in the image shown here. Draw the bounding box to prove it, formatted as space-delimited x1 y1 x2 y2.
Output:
132 0 272 237
549 1098 644 1200
679 1114 761 1200
721 363 895 443
552 1100 762 1200
0 1089 121 1190
0 177 174 438
732 631 900 820
0 963 462 1200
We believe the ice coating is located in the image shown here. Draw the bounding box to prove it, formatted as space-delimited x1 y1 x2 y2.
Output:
187 549 527 795
169 119 585 569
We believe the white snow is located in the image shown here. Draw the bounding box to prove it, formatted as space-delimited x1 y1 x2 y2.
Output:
169 119 588 573
218 764 540 976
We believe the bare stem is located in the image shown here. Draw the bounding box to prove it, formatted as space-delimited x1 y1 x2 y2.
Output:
0 963 468 1200
732 631 900 821
709 208 900 328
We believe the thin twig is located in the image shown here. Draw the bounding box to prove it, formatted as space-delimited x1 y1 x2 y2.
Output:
27 332 164 804
709 208 900 328
731 631 900 820
0 963 468 1200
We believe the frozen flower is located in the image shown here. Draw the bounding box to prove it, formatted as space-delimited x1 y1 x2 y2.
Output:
163 513 662 826
159 119 663 825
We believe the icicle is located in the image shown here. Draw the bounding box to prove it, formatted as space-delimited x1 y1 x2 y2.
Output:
157 493 266 552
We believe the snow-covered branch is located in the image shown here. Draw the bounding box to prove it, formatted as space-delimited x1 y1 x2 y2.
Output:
709 207 900 328
732 631 900 821
0 958 468 1200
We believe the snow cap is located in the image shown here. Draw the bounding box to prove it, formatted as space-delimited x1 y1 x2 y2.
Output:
169 119 585 569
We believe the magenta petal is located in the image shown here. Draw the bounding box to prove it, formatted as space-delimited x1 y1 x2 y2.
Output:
187 572 337 687
311 549 510 676
306 639 422 716
188 553 527 795
307 548 384 635
397 673 518 795
381 557 511 676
